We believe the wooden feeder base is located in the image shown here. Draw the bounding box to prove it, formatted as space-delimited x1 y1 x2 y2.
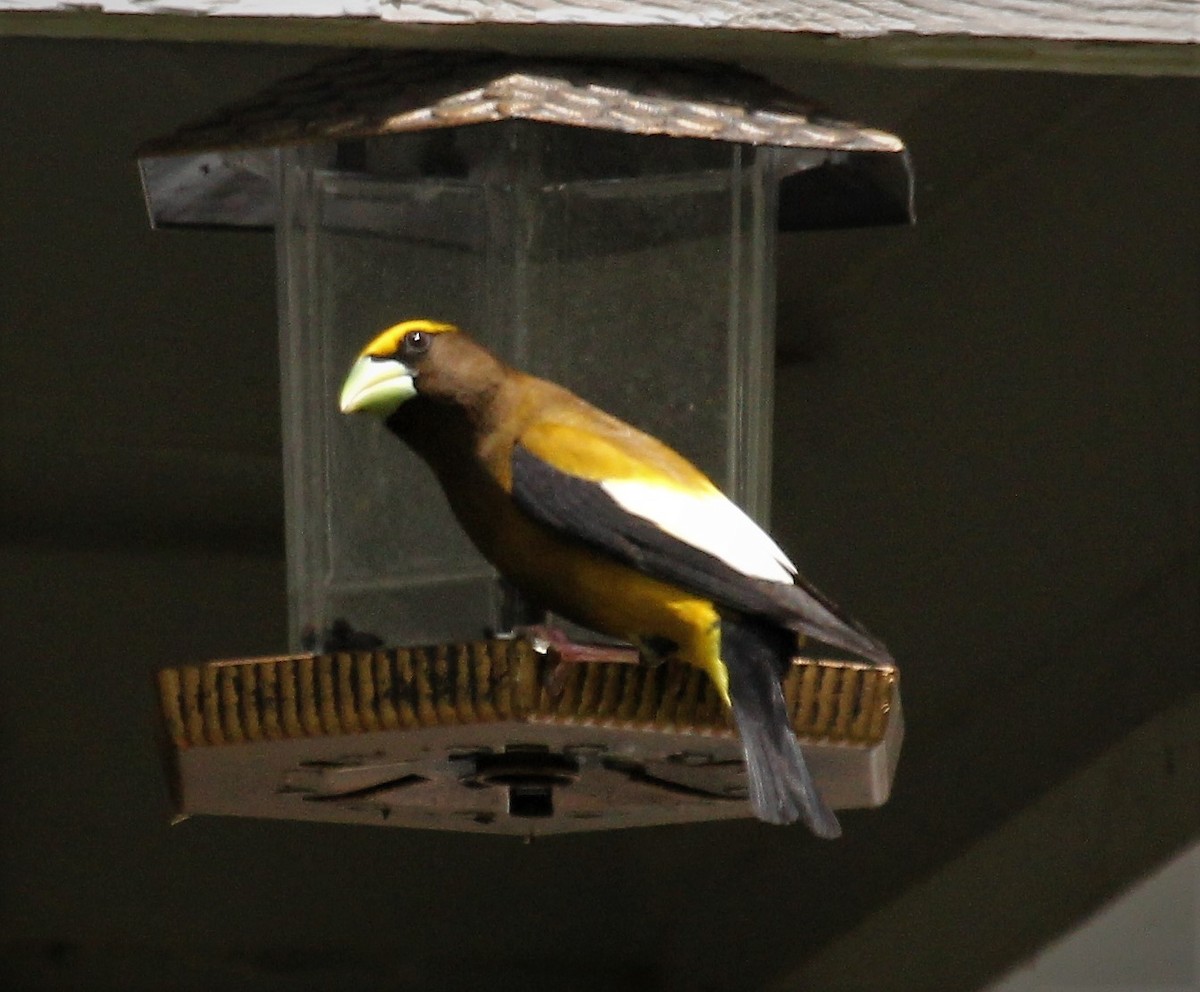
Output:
156 638 902 835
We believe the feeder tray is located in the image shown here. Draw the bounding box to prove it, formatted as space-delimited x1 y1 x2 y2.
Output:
157 638 902 835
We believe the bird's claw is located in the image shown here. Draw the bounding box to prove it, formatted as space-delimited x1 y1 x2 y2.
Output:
506 625 642 699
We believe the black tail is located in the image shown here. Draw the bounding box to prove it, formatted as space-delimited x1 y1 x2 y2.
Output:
723 616 841 838
776 574 893 666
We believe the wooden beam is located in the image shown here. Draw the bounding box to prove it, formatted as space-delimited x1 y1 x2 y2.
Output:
0 0 1196 42
745 551 1200 991
777 690 1200 992
0 5 1196 77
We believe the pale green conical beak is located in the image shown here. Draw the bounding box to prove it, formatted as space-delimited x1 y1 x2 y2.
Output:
339 356 416 417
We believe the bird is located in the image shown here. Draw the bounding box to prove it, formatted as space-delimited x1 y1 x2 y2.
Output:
339 318 892 836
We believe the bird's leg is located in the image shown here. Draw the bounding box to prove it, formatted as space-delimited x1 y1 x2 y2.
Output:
494 581 645 665
497 579 546 633
521 624 641 664
638 635 679 669
513 624 641 699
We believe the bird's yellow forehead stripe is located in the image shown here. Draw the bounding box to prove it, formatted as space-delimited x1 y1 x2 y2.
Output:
361 319 460 358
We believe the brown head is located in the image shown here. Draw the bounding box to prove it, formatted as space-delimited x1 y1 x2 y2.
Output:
339 319 507 423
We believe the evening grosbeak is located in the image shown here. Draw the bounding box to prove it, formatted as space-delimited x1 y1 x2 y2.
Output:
339 319 892 836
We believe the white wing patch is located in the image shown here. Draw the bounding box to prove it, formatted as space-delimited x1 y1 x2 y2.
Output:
601 479 797 584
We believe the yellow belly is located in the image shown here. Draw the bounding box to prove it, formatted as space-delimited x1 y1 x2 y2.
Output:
487 507 729 705
426 452 730 704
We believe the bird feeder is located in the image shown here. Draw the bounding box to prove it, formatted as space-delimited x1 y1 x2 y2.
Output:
141 52 908 835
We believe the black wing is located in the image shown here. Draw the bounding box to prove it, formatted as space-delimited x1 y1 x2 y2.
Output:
510 444 891 664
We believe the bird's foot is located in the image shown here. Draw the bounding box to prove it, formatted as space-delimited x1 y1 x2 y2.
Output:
514 625 641 699
518 624 641 665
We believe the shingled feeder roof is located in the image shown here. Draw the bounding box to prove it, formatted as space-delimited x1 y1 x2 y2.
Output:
138 51 912 232
139 50 904 157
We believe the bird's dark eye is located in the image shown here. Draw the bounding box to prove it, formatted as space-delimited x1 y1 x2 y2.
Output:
403 330 430 357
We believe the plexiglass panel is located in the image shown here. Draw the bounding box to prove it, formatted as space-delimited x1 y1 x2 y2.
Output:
278 122 777 651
